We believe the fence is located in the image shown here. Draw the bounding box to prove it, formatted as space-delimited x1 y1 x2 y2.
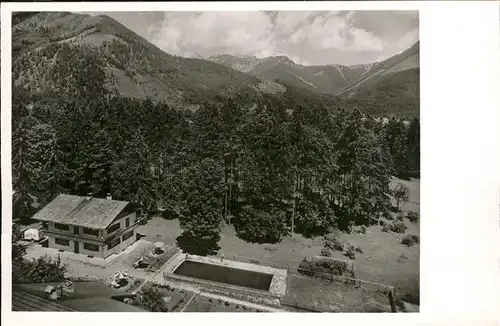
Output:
175 246 395 295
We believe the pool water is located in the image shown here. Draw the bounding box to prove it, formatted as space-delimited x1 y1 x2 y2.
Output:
173 260 273 291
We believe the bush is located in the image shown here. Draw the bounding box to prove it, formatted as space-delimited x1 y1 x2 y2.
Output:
333 242 344 251
324 240 335 250
324 234 336 242
382 226 389 232
13 255 67 283
134 287 169 312
344 247 356 260
355 246 363 254
298 258 352 278
379 220 386 227
397 213 405 221
360 226 367 234
320 247 332 257
407 211 419 223
401 234 420 246
398 253 409 263
390 221 407 233
264 245 278 253
325 237 344 251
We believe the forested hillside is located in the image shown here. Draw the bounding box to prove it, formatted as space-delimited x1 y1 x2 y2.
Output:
12 12 272 108
12 12 420 254
209 54 370 95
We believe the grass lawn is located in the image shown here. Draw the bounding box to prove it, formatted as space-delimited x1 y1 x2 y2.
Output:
138 178 419 298
283 274 391 312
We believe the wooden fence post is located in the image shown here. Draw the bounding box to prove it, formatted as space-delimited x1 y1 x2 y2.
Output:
388 289 397 312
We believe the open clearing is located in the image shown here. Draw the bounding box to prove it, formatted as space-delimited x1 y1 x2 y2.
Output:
138 178 420 297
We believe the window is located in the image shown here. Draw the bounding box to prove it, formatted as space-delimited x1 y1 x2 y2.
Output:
108 237 121 250
107 223 120 235
54 223 69 231
55 238 70 246
125 218 130 228
122 230 134 241
83 228 99 237
83 243 100 252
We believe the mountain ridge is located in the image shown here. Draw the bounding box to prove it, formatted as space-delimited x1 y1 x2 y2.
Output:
12 11 419 117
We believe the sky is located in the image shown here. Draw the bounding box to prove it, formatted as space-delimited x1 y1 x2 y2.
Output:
93 11 418 66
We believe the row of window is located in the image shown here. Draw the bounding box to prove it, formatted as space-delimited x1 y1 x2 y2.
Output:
107 230 135 250
108 236 121 249
54 223 69 231
83 228 99 236
54 223 99 236
55 238 70 246
83 243 99 252
107 223 120 234
122 230 134 241
55 233 135 252
54 237 100 252
54 217 132 236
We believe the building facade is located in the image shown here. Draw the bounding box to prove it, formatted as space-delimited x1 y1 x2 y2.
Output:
32 194 139 259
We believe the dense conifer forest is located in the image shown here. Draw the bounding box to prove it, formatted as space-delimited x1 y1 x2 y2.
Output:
12 43 419 255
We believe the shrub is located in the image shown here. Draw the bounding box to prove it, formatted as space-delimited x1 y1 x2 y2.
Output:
324 234 336 242
324 240 336 250
333 242 344 251
401 234 420 246
382 226 389 232
355 246 363 254
382 211 391 218
225 301 230 306
390 221 407 233
134 287 169 312
320 247 332 257
298 257 351 278
379 220 386 227
398 253 409 263
397 213 405 221
407 211 419 223
344 247 356 260
13 255 68 283
264 245 278 253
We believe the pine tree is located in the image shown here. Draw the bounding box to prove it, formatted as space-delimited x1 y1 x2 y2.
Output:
111 130 156 212
175 157 225 255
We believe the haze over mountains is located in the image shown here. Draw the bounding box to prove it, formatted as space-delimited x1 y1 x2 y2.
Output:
12 12 419 117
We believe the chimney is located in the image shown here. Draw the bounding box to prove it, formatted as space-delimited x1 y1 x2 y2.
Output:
106 193 112 200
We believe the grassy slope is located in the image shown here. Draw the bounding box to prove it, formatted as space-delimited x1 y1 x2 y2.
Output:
210 54 369 96
137 178 420 299
12 12 263 107
337 42 419 96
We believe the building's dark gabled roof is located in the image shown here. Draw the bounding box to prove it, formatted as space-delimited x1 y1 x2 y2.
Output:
12 291 76 312
31 194 129 229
